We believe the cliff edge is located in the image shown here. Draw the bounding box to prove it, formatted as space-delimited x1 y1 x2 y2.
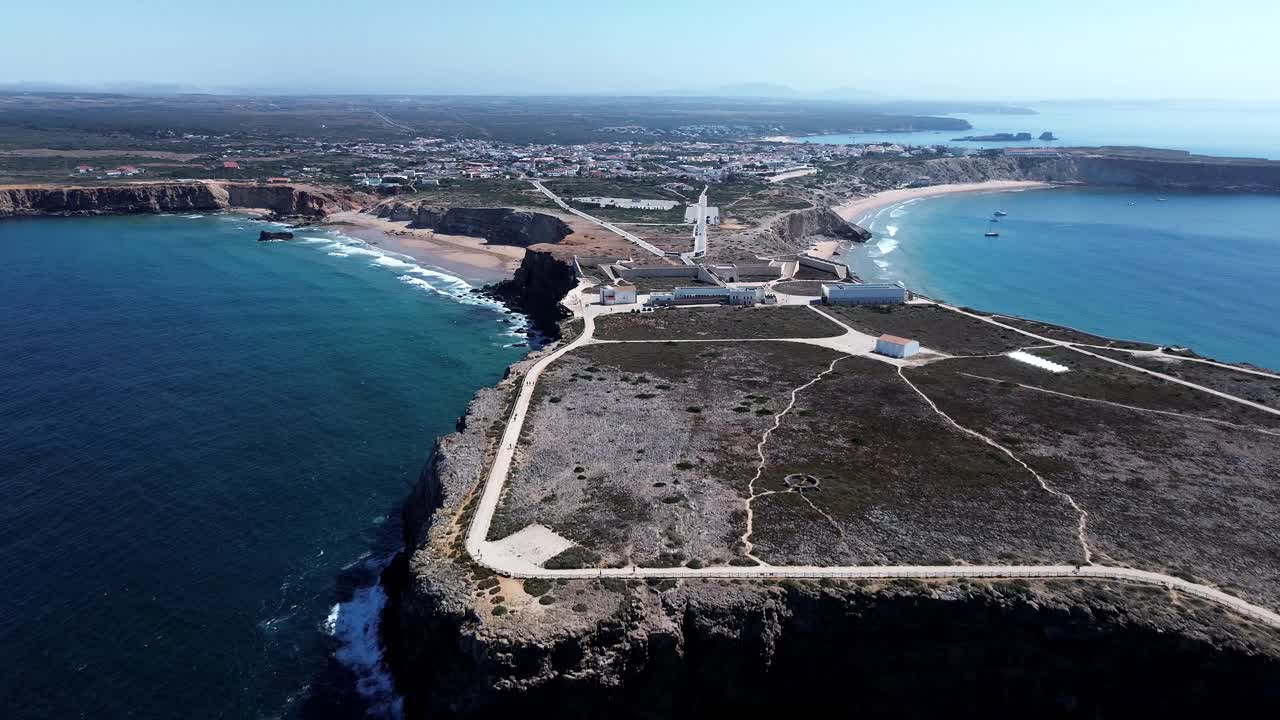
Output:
383 343 1280 718
0 182 369 219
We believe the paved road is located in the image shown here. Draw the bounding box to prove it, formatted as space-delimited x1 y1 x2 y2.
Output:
941 303 1280 418
462 298 1280 628
529 180 668 258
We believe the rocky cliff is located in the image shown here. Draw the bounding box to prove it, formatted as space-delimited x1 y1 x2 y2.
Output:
373 201 572 247
0 182 366 219
484 249 577 337
712 205 870 262
383 357 1280 719
855 151 1280 193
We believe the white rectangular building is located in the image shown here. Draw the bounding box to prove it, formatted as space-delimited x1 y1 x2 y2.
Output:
821 282 906 305
875 334 920 359
599 282 637 305
669 286 764 306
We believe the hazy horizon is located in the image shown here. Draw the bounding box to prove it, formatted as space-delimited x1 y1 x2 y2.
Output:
4 0 1279 103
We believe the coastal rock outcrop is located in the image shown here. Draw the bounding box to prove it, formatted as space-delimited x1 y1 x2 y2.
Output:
373 202 572 247
712 205 869 261
484 249 577 337
854 151 1280 193
0 183 227 217
257 230 294 241
0 182 367 219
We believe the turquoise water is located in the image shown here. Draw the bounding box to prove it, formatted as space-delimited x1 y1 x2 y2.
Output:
849 188 1280 369
0 215 528 719
796 101 1280 159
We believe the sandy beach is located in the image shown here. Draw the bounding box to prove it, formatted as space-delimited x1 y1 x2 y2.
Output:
322 211 524 284
834 180 1053 225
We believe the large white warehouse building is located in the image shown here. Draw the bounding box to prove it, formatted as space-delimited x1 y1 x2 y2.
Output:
821 283 907 305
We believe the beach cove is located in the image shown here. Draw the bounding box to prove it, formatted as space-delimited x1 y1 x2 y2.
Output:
836 183 1280 369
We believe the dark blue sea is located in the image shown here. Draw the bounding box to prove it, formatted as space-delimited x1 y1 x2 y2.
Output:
0 215 528 719
850 187 1280 369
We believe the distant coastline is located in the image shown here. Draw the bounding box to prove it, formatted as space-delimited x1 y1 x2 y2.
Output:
833 180 1054 225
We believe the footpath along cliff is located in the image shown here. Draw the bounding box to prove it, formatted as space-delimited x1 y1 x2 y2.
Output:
0 182 368 219
381 343 1280 719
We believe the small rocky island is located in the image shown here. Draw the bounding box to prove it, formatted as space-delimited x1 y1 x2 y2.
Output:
257 230 294 241
952 132 1034 142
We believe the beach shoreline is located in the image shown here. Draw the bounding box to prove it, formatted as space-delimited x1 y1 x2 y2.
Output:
834 180 1054 225
321 211 524 285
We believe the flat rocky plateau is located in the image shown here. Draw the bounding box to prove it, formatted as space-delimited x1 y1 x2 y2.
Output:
384 304 1280 718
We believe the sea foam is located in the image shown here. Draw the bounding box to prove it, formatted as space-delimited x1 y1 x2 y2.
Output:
325 556 404 719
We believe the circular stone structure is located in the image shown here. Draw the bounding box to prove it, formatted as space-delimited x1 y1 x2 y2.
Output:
783 473 821 490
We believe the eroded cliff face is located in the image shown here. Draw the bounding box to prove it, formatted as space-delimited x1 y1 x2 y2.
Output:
485 249 577 337
713 205 870 262
384 366 1280 719
0 182 366 219
768 205 871 244
223 184 366 218
374 201 572 247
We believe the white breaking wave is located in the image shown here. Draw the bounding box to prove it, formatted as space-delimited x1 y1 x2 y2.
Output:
398 275 447 295
876 238 899 256
885 225 898 238
303 229 528 317
184 214 205 219
873 259 890 268
325 557 404 719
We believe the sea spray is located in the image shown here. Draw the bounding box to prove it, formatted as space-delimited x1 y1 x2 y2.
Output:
325 555 404 719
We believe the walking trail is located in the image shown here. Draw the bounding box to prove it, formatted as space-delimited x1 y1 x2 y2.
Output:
463 294 1280 628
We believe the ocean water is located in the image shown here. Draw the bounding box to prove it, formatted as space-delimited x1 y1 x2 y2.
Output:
795 101 1280 159
850 187 1280 369
0 215 528 719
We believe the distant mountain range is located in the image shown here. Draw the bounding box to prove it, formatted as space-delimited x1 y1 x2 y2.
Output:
649 83 1035 114
653 82 886 102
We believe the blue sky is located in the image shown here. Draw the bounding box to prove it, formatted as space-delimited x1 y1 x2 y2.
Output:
5 0 1278 100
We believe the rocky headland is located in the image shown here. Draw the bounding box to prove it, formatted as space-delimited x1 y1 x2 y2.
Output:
382 325 1280 718
372 201 572 248
852 148 1280 194
0 181 369 219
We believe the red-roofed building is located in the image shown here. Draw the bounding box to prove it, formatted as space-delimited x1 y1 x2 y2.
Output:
874 334 920 359
222 161 240 169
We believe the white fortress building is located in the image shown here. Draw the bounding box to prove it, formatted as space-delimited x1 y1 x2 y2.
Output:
821 282 907 305
688 186 713 258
